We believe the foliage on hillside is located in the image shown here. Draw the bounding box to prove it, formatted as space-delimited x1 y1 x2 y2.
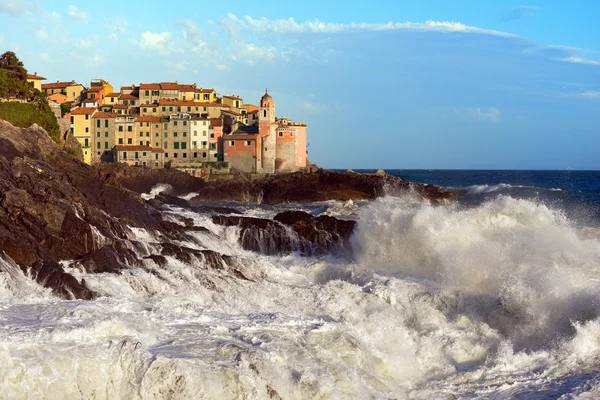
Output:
0 101 61 143
0 51 63 146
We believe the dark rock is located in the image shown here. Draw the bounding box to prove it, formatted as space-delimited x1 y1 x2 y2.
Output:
151 194 191 209
71 243 142 273
212 212 356 257
193 205 242 215
189 169 454 204
26 260 94 300
145 254 168 267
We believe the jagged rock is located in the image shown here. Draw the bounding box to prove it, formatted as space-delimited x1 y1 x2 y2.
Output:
212 212 356 257
27 260 94 300
71 243 142 273
149 193 191 209
189 169 454 204
193 205 242 215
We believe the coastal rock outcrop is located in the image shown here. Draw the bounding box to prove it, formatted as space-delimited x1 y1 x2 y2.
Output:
212 211 356 256
0 120 246 299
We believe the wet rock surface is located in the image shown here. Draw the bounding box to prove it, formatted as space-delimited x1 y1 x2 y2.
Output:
0 121 247 299
212 211 357 257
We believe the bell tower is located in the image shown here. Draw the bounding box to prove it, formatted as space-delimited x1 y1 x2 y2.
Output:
258 90 276 173
259 90 275 123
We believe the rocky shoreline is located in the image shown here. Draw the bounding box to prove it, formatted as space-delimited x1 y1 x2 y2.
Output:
0 120 453 299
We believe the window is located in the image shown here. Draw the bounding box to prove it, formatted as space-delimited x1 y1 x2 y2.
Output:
183 132 187 137
194 130 197 136
181 142 187 150
246 141 251 146
155 154 159 160
174 121 178 126
203 107 207 111
145 90 149 96
143 162 147 167
173 153 178 158
127 126 132 132
146 132 150 137
105 132 108 137
230 141 235 146
183 153 187 158
279 132 283 137
174 143 179 150
182 121 187 127
153 107 156 112
146 141 150 146
210 143 216 150
162 107 166 112
128 138 132 144
193 152 198 158
96 120 100 128
118 126 123 132
118 138 123 144
84 138 89 147
123 152 127 159
193 122 197 126
97 141 100 149
165 153 168 158
143 108 147 113
210 133 214 138
202 141 207 147
192 141 197 148
104 142 108 149
143 152 147 157
105 120 108 128
85 115 89 120
96 132 100 137
203 121 207 126
174 132 178 137
85 127 89 133
139 141 143 146
139 132 144 137
164 132 168 138
70 116 74 124
139 122 143 127
263 110 266 118
202 152 206 158
164 142 168 149
204 94 209 100
135 152 139 159
290 132 294 137
169 107 173 112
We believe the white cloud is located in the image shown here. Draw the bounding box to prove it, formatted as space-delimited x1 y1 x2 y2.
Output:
229 14 520 38
182 20 207 51
471 107 502 122
0 0 34 16
582 91 600 98
299 101 319 112
105 17 128 42
66 5 89 21
560 56 600 66
138 31 173 52
34 28 48 40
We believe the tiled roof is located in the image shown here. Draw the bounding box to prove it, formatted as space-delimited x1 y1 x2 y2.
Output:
210 119 223 127
135 116 162 123
114 145 164 153
196 88 215 93
244 104 258 112
87 86 103 92
92 112 114 118
160 82 179 90
120 94 139 100
70 107 97 115
112 104 128 109
82 98 98 103
178 84 196 91
105 93 120 97
27 74 46 80
42 81 79 89
140 83 160 90
158 99 196 106
194 102 226 107
223 95 242 100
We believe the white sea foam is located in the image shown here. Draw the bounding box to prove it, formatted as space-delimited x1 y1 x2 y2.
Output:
465 183 563 195
1 195 600 398
141 183 174 200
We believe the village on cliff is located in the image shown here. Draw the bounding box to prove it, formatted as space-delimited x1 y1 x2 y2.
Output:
26 74 308 176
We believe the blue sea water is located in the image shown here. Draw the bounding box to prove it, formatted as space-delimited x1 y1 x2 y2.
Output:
355 169 600 224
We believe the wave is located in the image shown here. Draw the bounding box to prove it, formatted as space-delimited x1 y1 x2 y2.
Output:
460 183 563 195
140 183 174 200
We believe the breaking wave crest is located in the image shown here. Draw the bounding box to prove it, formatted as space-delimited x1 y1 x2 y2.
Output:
2 195 600 398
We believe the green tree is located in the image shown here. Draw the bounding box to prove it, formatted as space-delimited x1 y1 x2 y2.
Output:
0 51 30 99
0 51 27 81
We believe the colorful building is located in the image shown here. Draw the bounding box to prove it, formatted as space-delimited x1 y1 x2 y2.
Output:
26 73 45 91
42 81 85 104
70 107 97 164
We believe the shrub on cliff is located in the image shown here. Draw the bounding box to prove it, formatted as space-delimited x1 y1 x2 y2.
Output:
0 101 61 143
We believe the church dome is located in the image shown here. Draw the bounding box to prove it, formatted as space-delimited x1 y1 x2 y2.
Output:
261 90 274 108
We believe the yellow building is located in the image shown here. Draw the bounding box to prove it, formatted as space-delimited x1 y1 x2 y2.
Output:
70 107 97 164
90 79 113 96
42 81 85 103
178 84 196 101
91 112 116 164
194 88 217 103
26 73 46 91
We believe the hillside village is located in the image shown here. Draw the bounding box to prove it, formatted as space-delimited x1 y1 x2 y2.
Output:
31 75 308 176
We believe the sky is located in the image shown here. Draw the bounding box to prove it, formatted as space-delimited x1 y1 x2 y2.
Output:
1 0 599 169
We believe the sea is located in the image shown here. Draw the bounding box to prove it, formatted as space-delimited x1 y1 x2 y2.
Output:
2 169 600 399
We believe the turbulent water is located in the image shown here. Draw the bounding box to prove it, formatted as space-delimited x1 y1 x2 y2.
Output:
3 171 600 399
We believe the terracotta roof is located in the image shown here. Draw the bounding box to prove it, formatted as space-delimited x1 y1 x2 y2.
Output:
120 94 139 100
92 112 114 118
121 85 138 90
160 82 179 90
105 93 120 97
158 99 196 106
115 145 164 153
196 88 215 93
210 119 223 127
178 84 196 91
244 104 258 112
42 81 79 89
223 95 242 100
82 98 98 103
27 74 46 80
222 109 241 116
70 107 97 115
140 83 160 90
194 102 226 107
87 86 103 92
112 104 128 109
136 116 162 123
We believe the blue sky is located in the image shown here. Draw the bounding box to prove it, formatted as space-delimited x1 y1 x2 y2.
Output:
1 0 599 169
